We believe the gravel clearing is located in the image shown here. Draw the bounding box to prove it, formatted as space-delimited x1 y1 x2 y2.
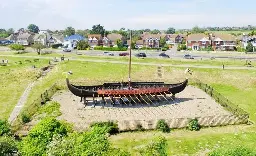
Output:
53 86 231 130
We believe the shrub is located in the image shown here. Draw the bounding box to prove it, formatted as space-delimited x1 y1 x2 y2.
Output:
0 136 18 155
237 46 246 52
139 136 168 156
46 129 129 156
77 40 89 50
209 146 256 156
19 118 71 155
200 46 213 51
9 44 25 51
51 44 63 49
156 119 170 133
21 113 31 123
90 121 119 135
94 46 127 51
0 120 10 136
140 47 160 50
187 119 200 131
177 44 186 51
162 48 167 51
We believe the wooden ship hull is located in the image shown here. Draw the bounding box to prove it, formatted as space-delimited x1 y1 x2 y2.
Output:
66 78 188 106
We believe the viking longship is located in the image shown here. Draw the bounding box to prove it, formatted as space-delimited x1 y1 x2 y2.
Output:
66 31 188 106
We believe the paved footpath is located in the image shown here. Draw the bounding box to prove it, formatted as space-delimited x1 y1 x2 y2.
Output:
1 54 255 70
8 82 35 124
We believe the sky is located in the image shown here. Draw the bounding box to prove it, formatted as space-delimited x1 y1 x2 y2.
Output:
0 0 256 30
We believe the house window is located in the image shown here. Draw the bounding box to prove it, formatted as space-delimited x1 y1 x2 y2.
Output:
216 41 220 45
202 41 206 45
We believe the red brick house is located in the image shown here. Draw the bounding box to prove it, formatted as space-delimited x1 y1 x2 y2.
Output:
186 33 211 50
141 33 166 48
211 33 236 51
88 34 102 47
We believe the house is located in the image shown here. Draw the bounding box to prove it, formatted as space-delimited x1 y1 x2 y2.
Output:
240 34 256 49
127 40 144 49
141 33 166 48
186 33 211 50
211 33 236 51
16 32 34 46
33 34 49 46
49 34 64 45
63 34 85 49
88 34 102 47
102 33 123 47
166 34 185 44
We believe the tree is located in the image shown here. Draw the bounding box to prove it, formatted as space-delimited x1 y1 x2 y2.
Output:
6 28 14 35
159 37 166 48
32 43 45 55
90 24 105 36
192 26 205 33
77 40 89 50
0 136 18 155
27 24 39 33
64 27 75 37
115 39 123 48
166 27 175 34
151 29 161 34
246 42 254 52
76 30 89 38
144 29 151 32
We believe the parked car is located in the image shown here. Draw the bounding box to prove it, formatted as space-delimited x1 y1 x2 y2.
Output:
135 52 147 58
184 54 194 59
119 52 129 56
103 52 114 56
159 53 170 58
63 48 71 52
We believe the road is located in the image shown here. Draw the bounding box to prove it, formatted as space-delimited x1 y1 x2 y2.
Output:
1 46 256 60
1 54 255 70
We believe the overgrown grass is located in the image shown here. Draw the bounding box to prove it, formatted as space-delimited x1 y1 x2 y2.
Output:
0 57 49 120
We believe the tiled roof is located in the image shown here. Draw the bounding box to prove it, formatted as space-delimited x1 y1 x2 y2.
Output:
212 33 236 41
17 33 32 39
187 33 209 41
106 33 123 41
88 34 102 40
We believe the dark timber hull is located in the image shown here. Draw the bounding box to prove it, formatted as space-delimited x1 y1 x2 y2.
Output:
66 78 188 98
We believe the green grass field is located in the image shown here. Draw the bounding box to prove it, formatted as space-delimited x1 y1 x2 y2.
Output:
0 57 49 120
1 53 256 155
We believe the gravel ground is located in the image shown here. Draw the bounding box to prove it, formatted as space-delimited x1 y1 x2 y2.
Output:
53 86 231 130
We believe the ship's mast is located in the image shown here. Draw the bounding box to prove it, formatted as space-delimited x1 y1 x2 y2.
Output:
128 30 132 89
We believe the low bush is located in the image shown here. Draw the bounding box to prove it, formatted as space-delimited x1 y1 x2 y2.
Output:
209 146 256 156
9 44 25 51
140 47 160 50
21 113 31 124
19 118 71 155
0 120 10 136
94 46 127 51
200 46 213 51
139 136 168 156
187 119 200 131
90 121 119 135
156 119 170 133
177 44 186 51
46 127 129 156
51 44 63 49
0 136 18 155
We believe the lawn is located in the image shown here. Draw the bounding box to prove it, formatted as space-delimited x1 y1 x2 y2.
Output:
0 56 49 120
